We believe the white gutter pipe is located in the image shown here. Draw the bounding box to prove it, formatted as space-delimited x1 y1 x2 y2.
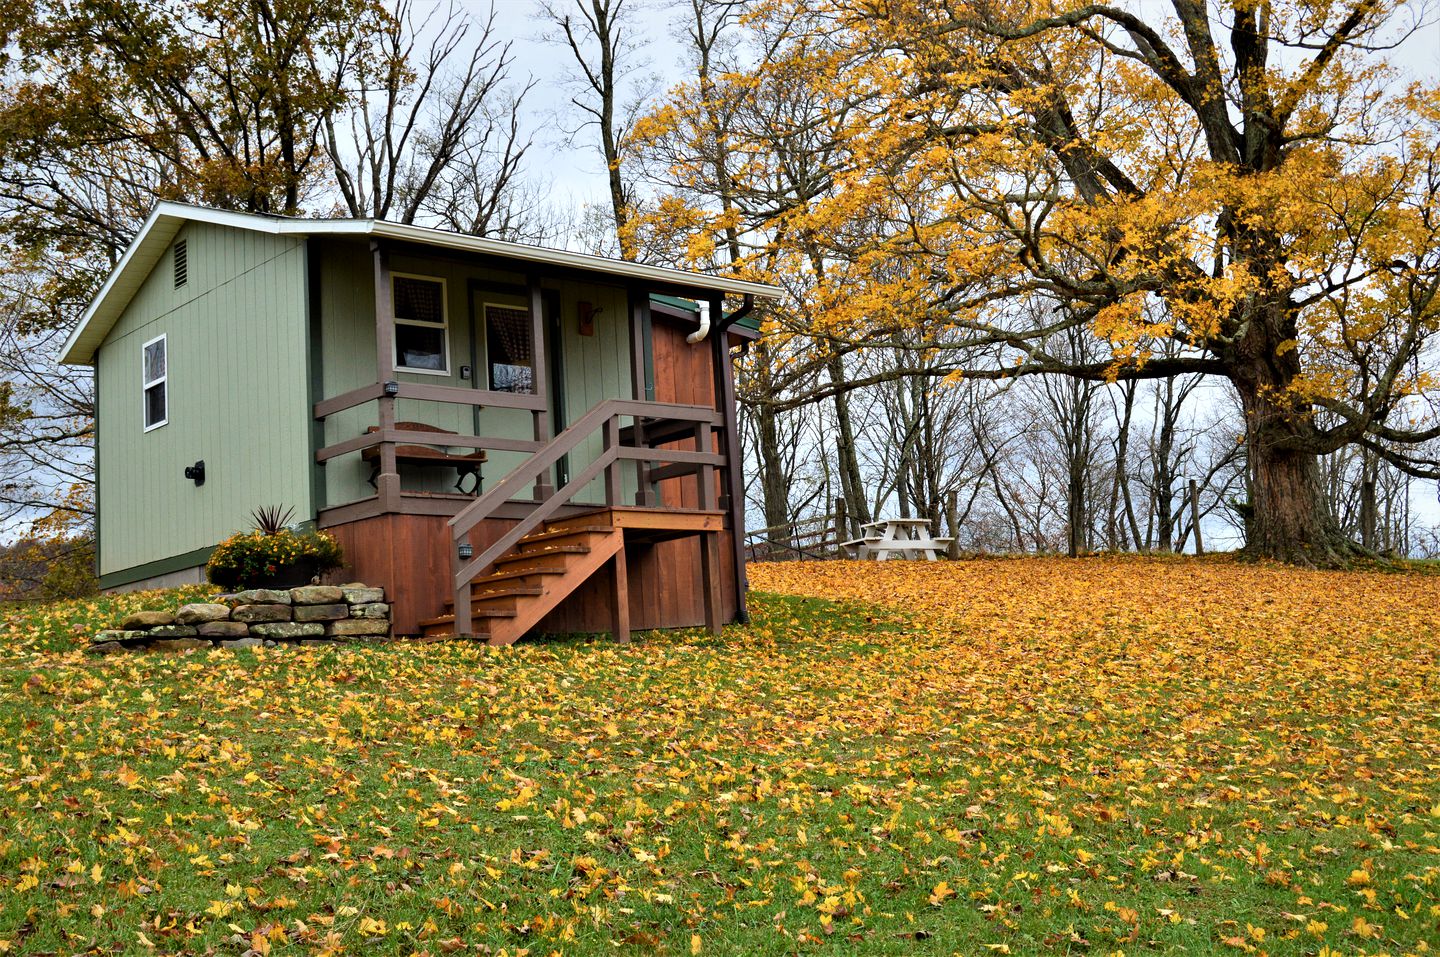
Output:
686 301 712 344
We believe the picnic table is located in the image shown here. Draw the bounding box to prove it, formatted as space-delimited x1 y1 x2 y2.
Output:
841 518 953 560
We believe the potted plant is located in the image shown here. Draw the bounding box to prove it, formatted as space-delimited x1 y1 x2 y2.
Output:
206 506 344 590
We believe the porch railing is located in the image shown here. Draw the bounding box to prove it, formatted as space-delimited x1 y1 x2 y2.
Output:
447 398 725 635
313 381 552 496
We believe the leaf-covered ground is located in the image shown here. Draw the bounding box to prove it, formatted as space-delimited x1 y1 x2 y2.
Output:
1 556 1438 955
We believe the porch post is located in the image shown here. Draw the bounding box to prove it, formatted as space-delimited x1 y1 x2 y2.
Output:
711 295 749 624
372 241 400 512
629 288 657 506
609 548 631 644
528 273 553 500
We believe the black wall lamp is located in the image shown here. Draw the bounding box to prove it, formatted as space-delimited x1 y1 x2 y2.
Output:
383 379 400 397
184 460 206 486
458 542 473 560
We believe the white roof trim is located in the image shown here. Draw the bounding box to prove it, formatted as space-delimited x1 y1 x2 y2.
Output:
59 201 782 365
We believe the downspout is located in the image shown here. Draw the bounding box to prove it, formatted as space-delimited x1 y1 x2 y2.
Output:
686 300 712 343
687 292 754 342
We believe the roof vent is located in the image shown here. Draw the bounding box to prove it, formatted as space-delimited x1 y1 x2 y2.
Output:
173 239 188 288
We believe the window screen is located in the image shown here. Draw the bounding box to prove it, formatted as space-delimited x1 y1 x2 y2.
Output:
486 305 533 393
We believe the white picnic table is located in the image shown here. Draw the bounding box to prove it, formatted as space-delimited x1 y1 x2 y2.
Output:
841 518 953 560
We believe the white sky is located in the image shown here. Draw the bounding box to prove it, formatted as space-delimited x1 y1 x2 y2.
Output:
478 0 1440 206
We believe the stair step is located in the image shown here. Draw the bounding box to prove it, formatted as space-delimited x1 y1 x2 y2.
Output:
472 563 569 585
536 513 624 533
472 583 545 599
418 611 504 632
499 544 591 564
424 605 517 622
517 524 614 545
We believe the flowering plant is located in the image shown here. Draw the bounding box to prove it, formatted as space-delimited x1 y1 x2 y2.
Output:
206 519 343 589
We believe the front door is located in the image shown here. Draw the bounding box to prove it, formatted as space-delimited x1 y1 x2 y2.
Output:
468 285 567 487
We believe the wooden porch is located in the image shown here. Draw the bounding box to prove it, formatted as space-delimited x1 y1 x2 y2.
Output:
310 240 750 642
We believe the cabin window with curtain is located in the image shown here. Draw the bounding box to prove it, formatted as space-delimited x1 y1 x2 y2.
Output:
142 334 167 431
392 274 449 374
485 304 533 393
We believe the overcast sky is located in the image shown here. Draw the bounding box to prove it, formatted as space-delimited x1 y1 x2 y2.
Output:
476 0 1440 208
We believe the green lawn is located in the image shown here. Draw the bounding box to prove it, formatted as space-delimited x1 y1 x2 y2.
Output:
2 558 1439 955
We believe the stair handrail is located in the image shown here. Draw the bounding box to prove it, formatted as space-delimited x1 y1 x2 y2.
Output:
448 397 720 599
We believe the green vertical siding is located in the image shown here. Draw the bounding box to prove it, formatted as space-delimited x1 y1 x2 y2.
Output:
96 221 311 579
550 279 632 503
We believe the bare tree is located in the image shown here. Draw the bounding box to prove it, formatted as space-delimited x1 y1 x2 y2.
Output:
538 0 655 259
325 1 539 238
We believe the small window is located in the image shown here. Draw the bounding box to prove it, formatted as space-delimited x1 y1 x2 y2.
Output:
173 239 188 288
485 304 534 393
142 334 167 431
393 274 449 374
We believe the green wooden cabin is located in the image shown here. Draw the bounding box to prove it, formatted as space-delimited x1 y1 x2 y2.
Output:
61 203 779 641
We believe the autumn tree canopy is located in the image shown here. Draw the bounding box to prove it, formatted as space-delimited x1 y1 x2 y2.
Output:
634 0 1440 566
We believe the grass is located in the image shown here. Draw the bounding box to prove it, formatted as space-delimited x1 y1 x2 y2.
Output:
1 556 1438 955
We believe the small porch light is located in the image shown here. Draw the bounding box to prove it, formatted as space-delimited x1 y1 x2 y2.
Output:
458 542 473 560
383 379 400 396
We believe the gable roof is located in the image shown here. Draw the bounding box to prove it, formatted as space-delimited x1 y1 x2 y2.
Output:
59 202 782 365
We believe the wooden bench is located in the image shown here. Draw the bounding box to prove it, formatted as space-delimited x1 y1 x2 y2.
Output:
361 422 487 495
840 535 882 558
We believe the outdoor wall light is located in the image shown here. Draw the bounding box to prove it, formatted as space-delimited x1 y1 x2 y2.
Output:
383 379 400 397
458 542 474 560
183 460 205 486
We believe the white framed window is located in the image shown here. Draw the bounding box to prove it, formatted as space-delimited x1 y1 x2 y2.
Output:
392 273 449 374
142 334 168 431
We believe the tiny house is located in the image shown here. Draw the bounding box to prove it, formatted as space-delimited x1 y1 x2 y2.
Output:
60 203 780 642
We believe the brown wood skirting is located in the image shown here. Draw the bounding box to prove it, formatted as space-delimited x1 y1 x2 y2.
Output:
324 509 736 636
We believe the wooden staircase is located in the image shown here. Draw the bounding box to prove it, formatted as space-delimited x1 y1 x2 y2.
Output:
438 399 731 645
419 516 623 643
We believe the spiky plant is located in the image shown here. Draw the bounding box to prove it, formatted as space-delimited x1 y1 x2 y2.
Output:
250 504 295 536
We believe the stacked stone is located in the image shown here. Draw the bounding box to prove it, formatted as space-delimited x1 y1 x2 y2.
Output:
88 583 391 655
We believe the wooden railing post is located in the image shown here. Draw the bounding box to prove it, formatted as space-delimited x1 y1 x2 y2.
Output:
696 422 716 510
698 413 722 632
528 274 553 501
372 241 400 512
603 416 622 507
454 546 472 637
629 290 657 507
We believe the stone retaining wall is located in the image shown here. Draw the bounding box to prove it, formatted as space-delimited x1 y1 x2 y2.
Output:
88 584 391 654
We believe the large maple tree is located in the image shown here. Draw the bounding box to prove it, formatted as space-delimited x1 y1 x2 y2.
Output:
636 0 1440 565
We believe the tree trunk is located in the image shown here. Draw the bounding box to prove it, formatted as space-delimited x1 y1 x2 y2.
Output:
1066 459 1085 558
1232 375 1353 566
757 400 789 533
827 352 870 535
